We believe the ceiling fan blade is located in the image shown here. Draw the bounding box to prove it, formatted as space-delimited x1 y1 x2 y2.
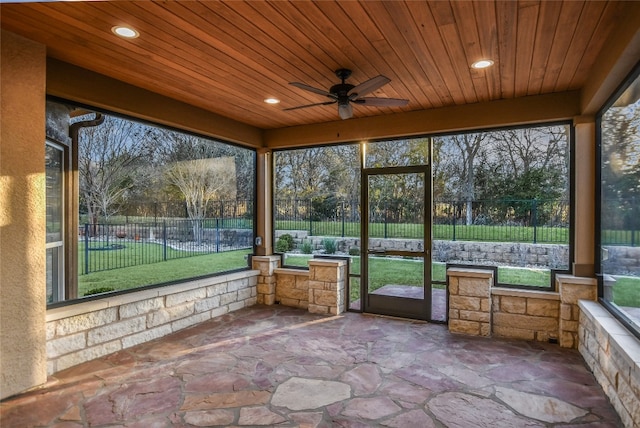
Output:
289 82 335 98
353 97 409 107
338 103 353 120
283 100 336 111
348 75 391 98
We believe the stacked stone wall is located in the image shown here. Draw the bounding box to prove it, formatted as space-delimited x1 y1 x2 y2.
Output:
307 259 346 315
447 269 597 349
255 255 346 316
46 271 258 375
274 268 309 309
275 231 570 269
448 268 493 336
557 275 597 348
579 301 640 428
253 255 280 305
492 288 560 342
602 245 640 275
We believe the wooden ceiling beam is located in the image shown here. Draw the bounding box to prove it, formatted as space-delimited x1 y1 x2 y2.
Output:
263 90 581 148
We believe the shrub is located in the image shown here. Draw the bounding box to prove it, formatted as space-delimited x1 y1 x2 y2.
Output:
275 233 295 253
84 287 115 296
301 239 313 254
322 238 337 254
348 247 360 256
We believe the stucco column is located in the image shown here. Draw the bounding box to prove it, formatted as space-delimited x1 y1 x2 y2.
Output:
573 118 596 277
0 30 48 399
255 148 273 256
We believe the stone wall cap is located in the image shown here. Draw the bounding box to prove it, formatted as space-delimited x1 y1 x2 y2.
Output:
492 287 559 300
578 300 614 320
555 274 596 285
251 255 281 262
579 300 640 365
308 259 347 267
46 299 110 322
447 267 494 278
275 268 310 276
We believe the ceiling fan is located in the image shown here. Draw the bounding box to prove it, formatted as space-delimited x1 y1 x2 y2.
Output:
284 68 409 120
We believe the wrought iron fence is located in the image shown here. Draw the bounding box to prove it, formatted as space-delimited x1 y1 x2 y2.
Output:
80 218 253 274
275 198 574 244
601 197 640 247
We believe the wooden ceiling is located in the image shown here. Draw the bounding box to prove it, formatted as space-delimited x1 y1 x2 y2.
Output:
0 1 628 130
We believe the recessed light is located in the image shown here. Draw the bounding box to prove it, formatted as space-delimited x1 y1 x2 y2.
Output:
471 59 494 69
264 98 280 104
112 26 139 39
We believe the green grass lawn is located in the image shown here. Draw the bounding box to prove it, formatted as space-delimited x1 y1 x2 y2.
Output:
78 249 251 296
612 276 640 307
79 248 639 309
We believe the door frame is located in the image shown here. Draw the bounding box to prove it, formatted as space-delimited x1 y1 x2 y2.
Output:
360 165 432 320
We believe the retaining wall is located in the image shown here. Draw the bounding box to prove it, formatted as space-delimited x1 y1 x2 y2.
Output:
276 230 570 269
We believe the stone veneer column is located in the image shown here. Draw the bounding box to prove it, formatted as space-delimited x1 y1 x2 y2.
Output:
307 259 347 315
447 268 494 337
252 255 280 305
557 274 597 348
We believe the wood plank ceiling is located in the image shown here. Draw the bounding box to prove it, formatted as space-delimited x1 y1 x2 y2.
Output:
0 1 626 130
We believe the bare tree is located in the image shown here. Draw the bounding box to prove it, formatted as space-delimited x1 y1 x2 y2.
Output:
442 133 486 225
165 157 236 243
78 115 152 227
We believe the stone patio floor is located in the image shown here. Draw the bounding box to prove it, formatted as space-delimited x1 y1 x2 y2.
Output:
0 305 622 427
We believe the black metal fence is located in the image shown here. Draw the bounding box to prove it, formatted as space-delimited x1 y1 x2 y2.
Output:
275 198 573 243
601 197 640 247
81 219 253 274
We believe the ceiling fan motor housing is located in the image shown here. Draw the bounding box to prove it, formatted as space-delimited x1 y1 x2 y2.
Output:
330 83 356 102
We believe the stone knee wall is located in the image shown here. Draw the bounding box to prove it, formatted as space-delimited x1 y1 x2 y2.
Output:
492 288 560 342
274 268 309 309
46 271 258 374
579 301 640 428
446 269 597 348
255 255 346 316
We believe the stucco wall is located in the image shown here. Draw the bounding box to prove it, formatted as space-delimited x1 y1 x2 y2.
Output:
0 30 48 399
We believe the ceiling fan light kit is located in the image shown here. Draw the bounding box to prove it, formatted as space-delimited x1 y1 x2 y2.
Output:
285 68 409 120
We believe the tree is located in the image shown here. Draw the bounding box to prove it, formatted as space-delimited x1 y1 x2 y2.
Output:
160 133 240 243
440 133 486 225
78 115 153 227
601 101 640 231
486 126 569 224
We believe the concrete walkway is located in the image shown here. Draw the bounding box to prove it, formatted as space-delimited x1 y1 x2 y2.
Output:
1 305 621 427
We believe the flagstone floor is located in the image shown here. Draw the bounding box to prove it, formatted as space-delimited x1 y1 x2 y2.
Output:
1 305 621 427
